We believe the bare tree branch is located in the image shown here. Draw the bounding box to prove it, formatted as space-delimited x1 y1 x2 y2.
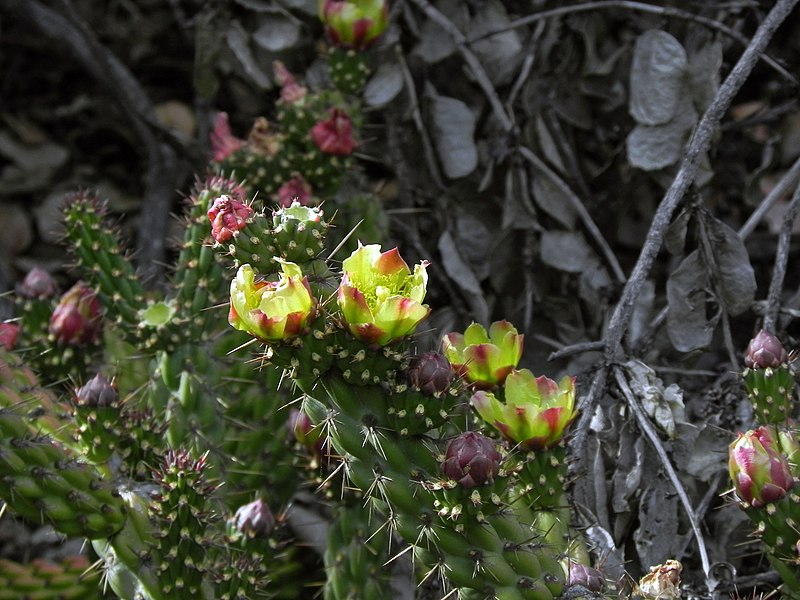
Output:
763 179 800 332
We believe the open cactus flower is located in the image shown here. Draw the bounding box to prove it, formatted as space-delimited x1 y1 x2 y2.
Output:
229 261 316 343
472 369 577 450
442 320 523 389
337 243 430 346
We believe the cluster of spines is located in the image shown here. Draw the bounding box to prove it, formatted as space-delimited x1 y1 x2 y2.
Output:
324 504 392 600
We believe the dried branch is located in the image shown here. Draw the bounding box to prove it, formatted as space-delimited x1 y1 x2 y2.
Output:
763 178 800 332
1 0 195 285
614 367 712 581
467 0 796 85
572 0 798 484
404 0 513 132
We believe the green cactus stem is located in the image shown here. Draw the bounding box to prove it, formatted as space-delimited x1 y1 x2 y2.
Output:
0 556 103 600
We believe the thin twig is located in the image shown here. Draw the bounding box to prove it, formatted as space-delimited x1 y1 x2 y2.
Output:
404 0 513 132
467 0 796 85
614 367 712 581
548 341 605 362
763 177 800 332
393 43 446 191
739 155 800 240
518 146 626 284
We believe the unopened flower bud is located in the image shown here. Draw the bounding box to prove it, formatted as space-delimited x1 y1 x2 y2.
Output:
745 330 789 369
318 0 389 50
0 323 19 351
233 498 275 538
277 174 313 208
407 351 453 396
729 426 795 507
568 561 605 592
441 432 501 489
208 195 253 243
310 108 357 156
75 374 118 408
18 267 58 299
49 282 101 346
273 61 307 104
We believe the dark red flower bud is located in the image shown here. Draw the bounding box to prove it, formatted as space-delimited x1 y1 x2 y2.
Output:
49 282 101 346
407 351 453 396
18 267 58 299
568 561 605 592
441 432 501 489
745 330 789 369
310 109 357 156
233 498 275 538
75 374 118 408
0 323 20 351
208 195 254 243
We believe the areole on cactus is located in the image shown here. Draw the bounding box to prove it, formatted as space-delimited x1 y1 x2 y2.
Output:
472 369 577 450
337 243 430 346
229 261 316 343
442 320 523 389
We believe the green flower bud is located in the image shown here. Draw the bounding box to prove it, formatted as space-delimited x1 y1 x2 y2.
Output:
442 320 522 389
337 244 429 346
472 370 577 450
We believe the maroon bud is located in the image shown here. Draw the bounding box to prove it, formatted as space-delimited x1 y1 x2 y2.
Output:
441 432 501 489
233 498 275 537
568 561 605 592
288 408 325 458
207 195 254 243
0 323 20 351
408 351 453 396
75 374 118 408
18 267 59 299
49 282 101 346
745 330 789 369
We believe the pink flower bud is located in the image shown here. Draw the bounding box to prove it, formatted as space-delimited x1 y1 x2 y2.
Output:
277 174 313 208
441 432 501 489
568 561 605 592
208 195 254 243
310 108 357 156
0 323 20 351
210 112 244 161
49 282 101 346
18 267 58 299
407 351 453 396
233 498 275 538
729 427 795 507
745 329 789 369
